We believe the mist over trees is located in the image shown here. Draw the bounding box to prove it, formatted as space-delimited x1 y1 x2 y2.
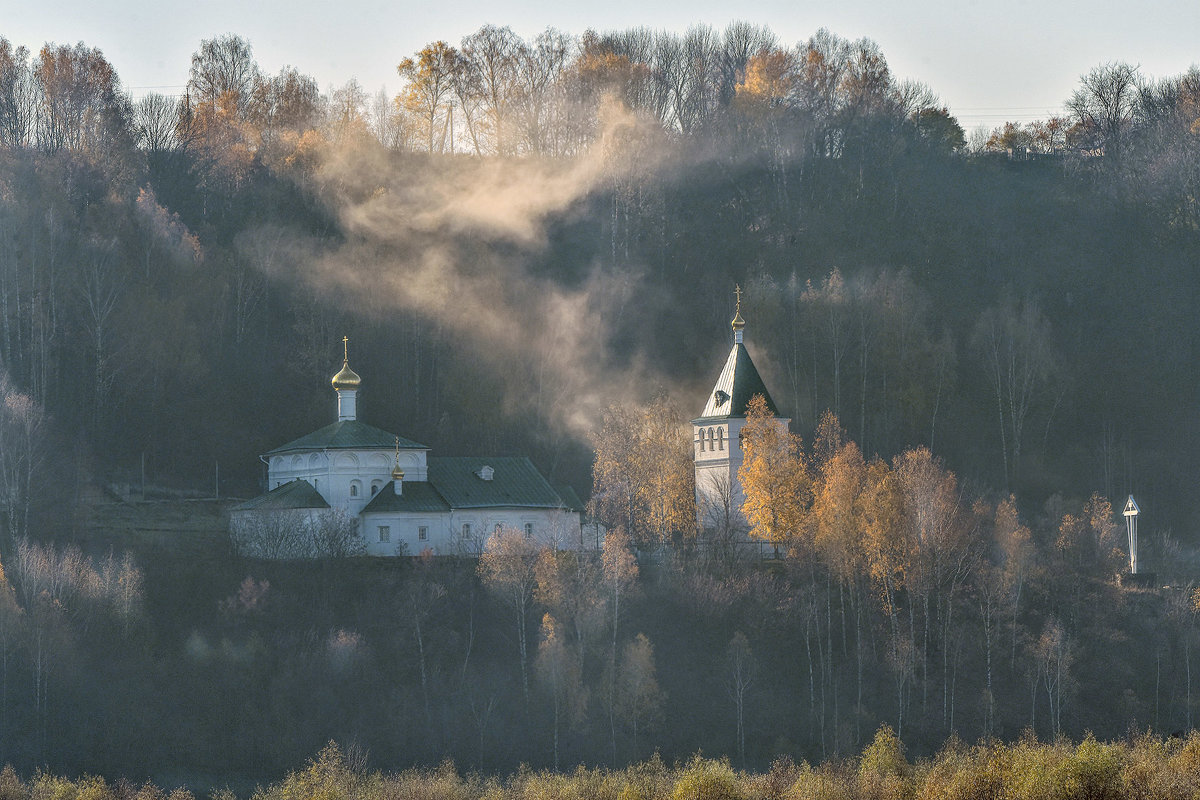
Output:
0 19 1197 785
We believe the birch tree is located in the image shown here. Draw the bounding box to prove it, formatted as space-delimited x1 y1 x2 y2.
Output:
535 613 585 770
478 528 541 711
398 41 459 153
972 297 1058 489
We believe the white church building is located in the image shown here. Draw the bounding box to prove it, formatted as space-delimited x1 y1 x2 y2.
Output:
692 293 788 530
231 340 586 557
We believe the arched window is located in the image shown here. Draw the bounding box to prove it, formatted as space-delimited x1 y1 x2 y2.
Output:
350 484 359 498
698 431 705 452
708 428 715 448
462 523 472 538
718 428 724 451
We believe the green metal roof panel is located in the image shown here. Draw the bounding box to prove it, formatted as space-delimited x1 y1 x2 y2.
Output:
361 481 451 514
233 479 331 511
265 420 427 456
555 485 585 512
693 343 779 421
427 457 567 509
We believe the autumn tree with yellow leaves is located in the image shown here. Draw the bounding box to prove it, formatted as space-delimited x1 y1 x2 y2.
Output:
590 397 696 546
738 394 812 550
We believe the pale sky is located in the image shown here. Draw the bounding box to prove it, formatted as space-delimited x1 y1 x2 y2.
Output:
5 0 1198 131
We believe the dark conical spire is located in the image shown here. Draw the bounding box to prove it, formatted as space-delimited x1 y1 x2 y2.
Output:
694 287 778 420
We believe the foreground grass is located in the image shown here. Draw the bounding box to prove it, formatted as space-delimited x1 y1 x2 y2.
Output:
7 727 1200 800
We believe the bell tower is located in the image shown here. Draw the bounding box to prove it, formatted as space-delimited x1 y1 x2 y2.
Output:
693 287 788 531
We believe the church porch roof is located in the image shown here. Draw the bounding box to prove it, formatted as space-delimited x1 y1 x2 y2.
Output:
233 479 331 512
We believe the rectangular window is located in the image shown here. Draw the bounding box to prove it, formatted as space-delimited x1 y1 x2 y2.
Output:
524 523 533 538
378 526 390 543
418 526 428 541
462 523 471 538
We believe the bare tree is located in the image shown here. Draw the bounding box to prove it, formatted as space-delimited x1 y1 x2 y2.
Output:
0 38 35 147
0 374 45 540
402 555 446 726
310 509 364 559
512 28 570 154
230 510 308 559
602 529 638 761
368 87 410 149
133 92 180 154
535 613 585 770
78 238 124 432
614 632 663 757
188 34 261 120
971 297 1058 489
460 25 523 154
478 528 541 710
324 79 370 145
726 631 755 766
718 21 777 106
1067 62 1141 158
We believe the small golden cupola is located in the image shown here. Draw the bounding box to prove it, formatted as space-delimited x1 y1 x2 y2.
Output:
332 336 361 422
392 437 405 494
331 336 362 390
731 284 746 343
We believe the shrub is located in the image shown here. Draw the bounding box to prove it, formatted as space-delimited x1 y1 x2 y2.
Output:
670 757 744 800
784 763 854 800
0 767 28 800
858 725 912 800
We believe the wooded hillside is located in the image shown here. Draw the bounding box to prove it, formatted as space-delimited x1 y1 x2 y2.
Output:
0 23 1197 784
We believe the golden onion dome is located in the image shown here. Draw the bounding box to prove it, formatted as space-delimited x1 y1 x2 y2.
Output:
731 310 746 331
332 360 361 390
392 464 405 481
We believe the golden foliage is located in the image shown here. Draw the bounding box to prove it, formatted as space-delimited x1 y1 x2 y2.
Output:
738 394 812 548
591 397 696 544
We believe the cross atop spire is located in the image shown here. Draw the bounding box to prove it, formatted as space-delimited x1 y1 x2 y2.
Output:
331 336 362 420
731 285 746 343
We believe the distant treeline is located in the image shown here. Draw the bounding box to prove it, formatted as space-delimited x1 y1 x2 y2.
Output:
1 25 1197 538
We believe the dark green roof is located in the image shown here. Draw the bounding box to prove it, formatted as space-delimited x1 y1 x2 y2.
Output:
427 457 568 509
233 479 330 512
693 343 779 422
361 481 452 514
265 420 427 456
555 485 585 513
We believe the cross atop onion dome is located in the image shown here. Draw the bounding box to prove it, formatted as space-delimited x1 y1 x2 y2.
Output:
331 336 362 390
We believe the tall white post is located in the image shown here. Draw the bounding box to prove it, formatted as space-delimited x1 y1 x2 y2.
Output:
1123 495 1140 574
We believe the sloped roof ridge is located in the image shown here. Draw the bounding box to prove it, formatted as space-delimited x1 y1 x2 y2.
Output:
694 342 779 421
265 419 427 456
232 478 330 512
